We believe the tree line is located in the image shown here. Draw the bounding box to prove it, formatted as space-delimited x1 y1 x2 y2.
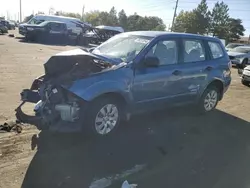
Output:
23 7 166 31
173 0 245 42
23 0 245 42
56 7 166 31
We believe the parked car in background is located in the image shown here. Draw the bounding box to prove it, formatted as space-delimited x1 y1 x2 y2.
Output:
19 14 85 40
0 22 8 34
23 21 68 43
82 25 124 45
225 43 245 51
241 65 250 86
227 46 250 68
8 21 16 30
16 31 231 137
0 20 15 30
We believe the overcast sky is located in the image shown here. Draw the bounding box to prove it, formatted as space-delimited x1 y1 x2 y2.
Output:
1 0 250 36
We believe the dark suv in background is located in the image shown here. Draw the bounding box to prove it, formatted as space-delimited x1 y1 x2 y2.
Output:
23 21 68 43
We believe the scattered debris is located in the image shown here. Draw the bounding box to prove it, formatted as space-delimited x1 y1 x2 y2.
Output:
121 180 137 188
89 164 145 188
0 120 23 133
156 146 167 156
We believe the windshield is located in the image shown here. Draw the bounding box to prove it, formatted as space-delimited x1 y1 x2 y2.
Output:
226 43 243 49
38 21 49 26
232 47 250 53
27 18 45 25
92 34 152 63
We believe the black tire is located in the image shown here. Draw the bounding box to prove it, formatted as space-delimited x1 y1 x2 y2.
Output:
241 59 248 68
197 85 220 114
241 79 249 86
84 97 122 137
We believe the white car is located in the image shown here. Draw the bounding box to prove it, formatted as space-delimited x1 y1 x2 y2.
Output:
241 65 250 86
225 43 244 52
227 46 250 68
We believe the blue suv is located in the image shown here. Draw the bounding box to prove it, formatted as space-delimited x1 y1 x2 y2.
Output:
16 31 231 136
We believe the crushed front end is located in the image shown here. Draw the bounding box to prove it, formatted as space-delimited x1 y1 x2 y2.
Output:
15 48 113 132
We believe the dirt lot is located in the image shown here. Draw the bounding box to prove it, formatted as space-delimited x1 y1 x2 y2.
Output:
0 31 250 188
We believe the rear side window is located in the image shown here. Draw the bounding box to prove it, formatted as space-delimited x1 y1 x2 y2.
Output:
183 40 205 63
208 41 224 59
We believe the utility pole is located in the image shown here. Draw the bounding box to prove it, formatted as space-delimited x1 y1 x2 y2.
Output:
19 0 22 22
82 5 85 21
171 0 179 32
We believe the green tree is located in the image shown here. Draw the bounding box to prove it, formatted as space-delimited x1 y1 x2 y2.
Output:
55 11 81 19
85 10 101 26
99 11 113 25
210 2 230 38
227 18 245 42
108 6 118 25
84 8 165 31
127 13 142 31
172 10 197 33
193 0 210 34
23 14 34 23
118 9 128 30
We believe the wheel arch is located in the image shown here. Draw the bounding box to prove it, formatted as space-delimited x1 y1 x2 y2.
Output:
90 92 129 120
202 79 224 101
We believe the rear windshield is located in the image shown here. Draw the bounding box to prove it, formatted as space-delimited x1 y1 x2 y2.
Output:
27 18 45 25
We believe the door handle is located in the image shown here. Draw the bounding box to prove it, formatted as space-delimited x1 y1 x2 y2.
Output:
172 70 182 76
204 66 213 71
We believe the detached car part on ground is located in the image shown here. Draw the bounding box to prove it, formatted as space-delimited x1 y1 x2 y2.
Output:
15 31 231 137
227 46 250 68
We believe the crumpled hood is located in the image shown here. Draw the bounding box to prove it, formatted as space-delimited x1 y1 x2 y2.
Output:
227 51 246 57
43 48 120 79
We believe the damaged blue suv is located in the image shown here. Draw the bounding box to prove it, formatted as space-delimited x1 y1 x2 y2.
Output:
16 31 231 136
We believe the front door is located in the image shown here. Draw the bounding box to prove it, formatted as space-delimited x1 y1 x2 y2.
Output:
132 38 183 112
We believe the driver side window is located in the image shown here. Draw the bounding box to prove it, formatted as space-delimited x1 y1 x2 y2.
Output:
145 40 178 66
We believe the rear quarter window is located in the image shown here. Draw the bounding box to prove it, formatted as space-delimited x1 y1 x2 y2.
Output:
208 41 224 59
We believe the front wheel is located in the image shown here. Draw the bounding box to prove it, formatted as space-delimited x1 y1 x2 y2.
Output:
85 97 121 137
198 86 220 113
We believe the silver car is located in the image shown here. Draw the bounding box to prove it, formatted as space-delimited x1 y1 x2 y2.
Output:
227 46 250 68
241 65 250 86
225 43 244 52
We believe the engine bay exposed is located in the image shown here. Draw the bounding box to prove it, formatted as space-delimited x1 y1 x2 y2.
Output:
15 48 114 131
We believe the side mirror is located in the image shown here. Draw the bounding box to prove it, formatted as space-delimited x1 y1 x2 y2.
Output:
143 56 160 67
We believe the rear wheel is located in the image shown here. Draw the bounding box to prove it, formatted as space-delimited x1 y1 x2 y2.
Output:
85 97 121 137
198 86 220 113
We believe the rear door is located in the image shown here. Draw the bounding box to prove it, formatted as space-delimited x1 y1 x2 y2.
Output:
174 37 212 102
48 23 67 43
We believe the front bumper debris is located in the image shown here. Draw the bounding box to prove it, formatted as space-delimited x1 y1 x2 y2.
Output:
0 120 23 133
